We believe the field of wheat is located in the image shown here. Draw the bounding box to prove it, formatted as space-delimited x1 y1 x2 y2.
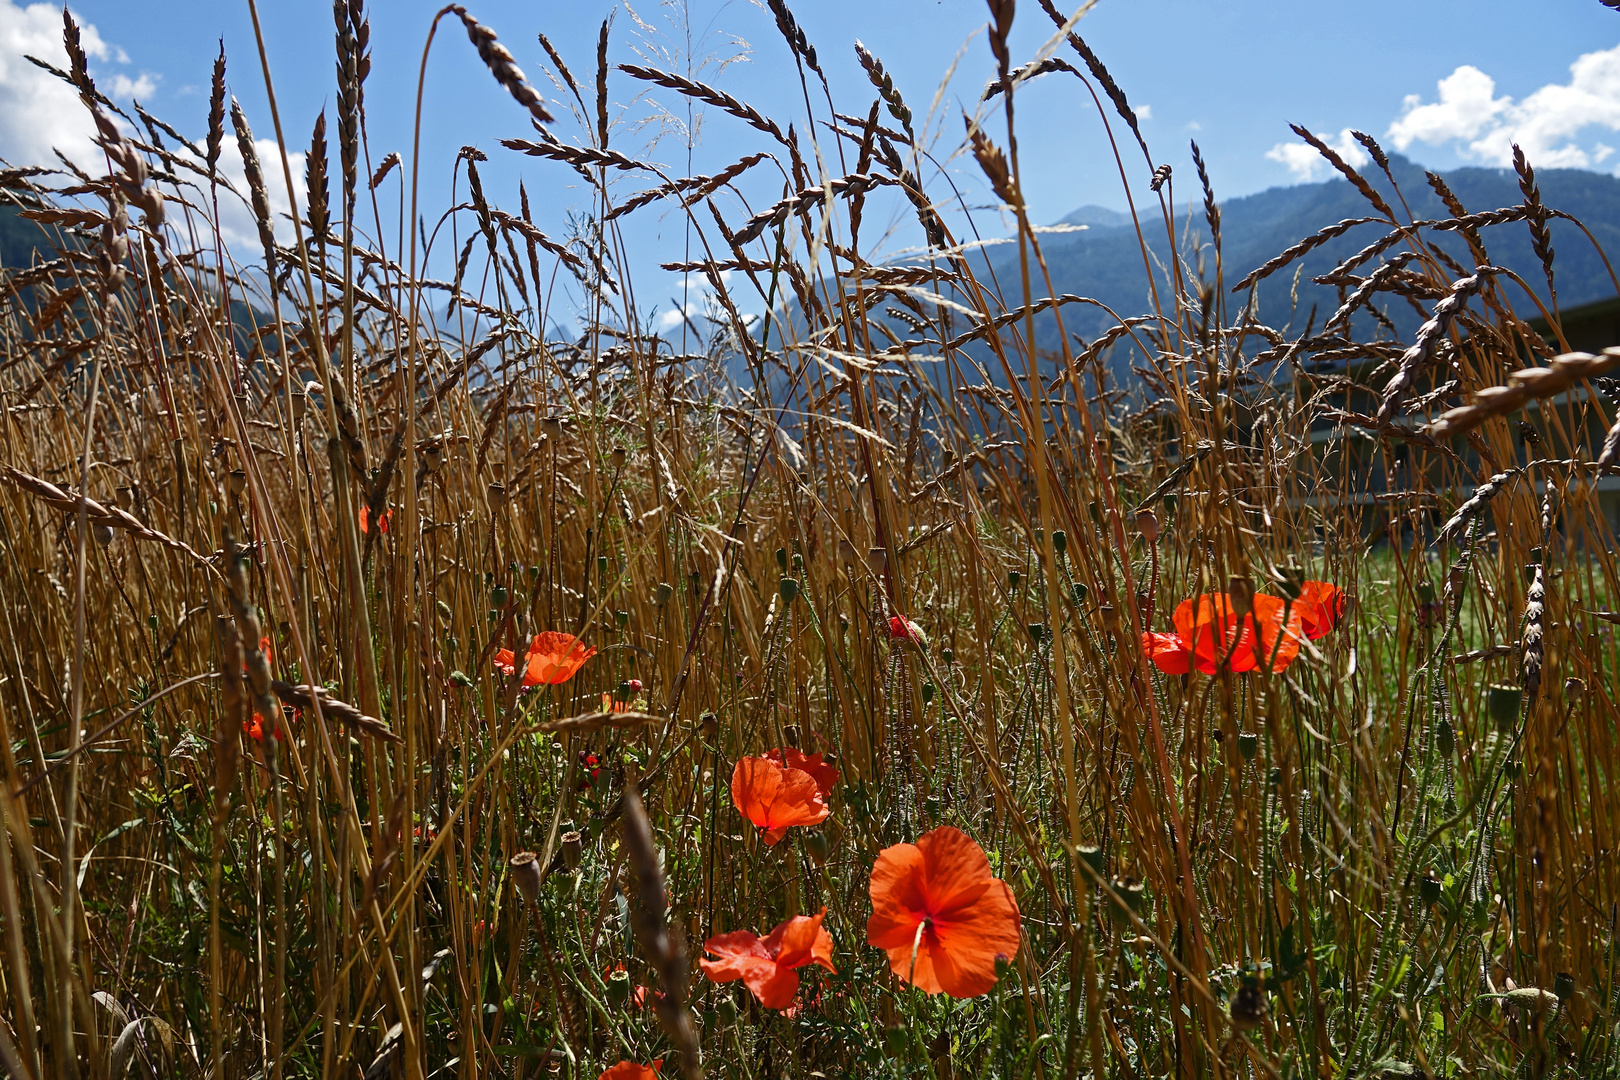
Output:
1 2 1618 1078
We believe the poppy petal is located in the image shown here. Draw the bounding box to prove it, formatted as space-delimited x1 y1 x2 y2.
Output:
866 841 928 951
1142 631 1191 675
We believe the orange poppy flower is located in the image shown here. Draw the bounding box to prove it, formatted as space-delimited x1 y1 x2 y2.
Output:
1295 581 1344 640
242 636 280 740
700 907 836 1009
764 748 839 803
493 631 597 687
359 505 391 534
1141 630 1192 675
731 755 829 845
598 1064 659 1080
866 826 1021 999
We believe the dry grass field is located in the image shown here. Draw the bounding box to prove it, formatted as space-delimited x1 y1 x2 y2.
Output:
1 2 1618 1078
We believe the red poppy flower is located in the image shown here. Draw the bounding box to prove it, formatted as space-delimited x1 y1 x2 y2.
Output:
764 748 839 803
866 826 1021 999
1144 594 1303 676
598 1064 659 1080
731 756 829 845
359 505 391 534
1295 581 1344 640
888 616 926 646
700 907 836 1009
242 636 281 740
601 693 633 715
577 750 603 790
494 631 597 687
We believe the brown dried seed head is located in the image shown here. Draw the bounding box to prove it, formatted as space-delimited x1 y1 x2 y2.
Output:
509 852 542 903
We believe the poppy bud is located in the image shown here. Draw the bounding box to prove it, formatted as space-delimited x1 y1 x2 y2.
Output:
779 577 799 604
776 546 788 571
792 552 805 572
606 968 632 1008
1007 570 1022 591
625 678 644 695
690 570 702 595
921 682 935 705
560 830 583 871
1071 582 1088 605
228 469 247 496
1488 685 1521 732
449 670 473 688
509 851 542 904
654 582 673 606
598 555 609 580
611 445 627 468
436 600 452 621
1436 718 1455 757
1228 577 1254 618
1237 731 1259 762
803 830 830 866
1419 871 1442 907
1135 510 1159 543
994 953 1013 981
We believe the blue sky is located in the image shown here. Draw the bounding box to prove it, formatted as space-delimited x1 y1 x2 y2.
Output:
3 0 1618 325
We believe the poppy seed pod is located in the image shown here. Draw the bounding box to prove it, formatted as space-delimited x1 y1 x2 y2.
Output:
487 481 506 503
1007 570 1022 591
1228 577 1255 618
803 830 830 866
1237 731 1259 762
615 609 629 630
93 522 114 547
1052 529 1067 554
1436 718 1455 757
605 968 632 1008
1278 563 1305 600
1071 581 1088 605
1420 871 1442 907
868 547 888 573
699 711 718 743
1078 845 1105 882
776 546 788 571
1229 983 1267 1031
779 577 799 604
508 849 544 902
654 582 673 606
1488 685 1522 732
1136 510 1159 543
783 724 800 747
1108 877 1145 927
1098 604 1117 632
560 830 583 871
611 445 627 468
941 647 954 666
838 538 858 565
1554 972 1575 1002
227 469 247 496
921 682 935 705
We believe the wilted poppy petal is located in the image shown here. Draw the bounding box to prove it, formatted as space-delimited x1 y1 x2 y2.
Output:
493 648 517 677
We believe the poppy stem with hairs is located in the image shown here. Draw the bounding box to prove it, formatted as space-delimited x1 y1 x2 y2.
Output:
907 917 928 991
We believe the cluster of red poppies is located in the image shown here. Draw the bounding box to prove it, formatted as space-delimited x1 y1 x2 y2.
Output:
1140 581 1344 675
717 747 1021 1010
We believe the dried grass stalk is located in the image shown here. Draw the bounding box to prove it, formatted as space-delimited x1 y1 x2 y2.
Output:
1426 348 1620 438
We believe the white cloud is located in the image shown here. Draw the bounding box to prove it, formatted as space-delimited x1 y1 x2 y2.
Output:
1388 44 1620 170
0 2 161 171
1265 127 1370 182
1136 103 1152 122
0 1 108 167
